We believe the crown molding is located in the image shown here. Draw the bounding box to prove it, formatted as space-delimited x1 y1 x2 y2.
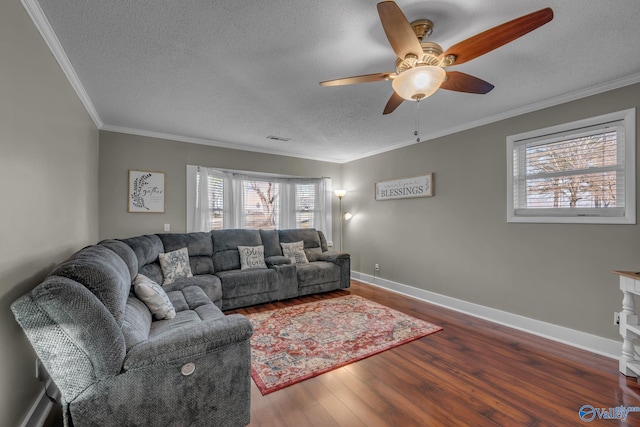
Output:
21 0 102 128
100 125 346 164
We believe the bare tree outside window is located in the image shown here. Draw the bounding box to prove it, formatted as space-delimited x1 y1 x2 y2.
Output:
524 131 619 209
246 181 279 229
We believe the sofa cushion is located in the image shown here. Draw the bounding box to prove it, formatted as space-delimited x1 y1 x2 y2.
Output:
122 296 152 350
159 248 193 285
304 247 323 262
121 234 165 284
281 241 308 264
317 230 330 252
133 274 176 320
99 239 139 279
162 274 223 304
278 228 322 249
296 262 341 287
259 229 282 257
121 234 164 268
50 245 131 327
212 229 262 272
215 268 279 298
157 232 214 275
238 245 267 270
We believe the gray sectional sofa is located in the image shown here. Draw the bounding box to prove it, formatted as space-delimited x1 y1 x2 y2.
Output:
11 228 350 427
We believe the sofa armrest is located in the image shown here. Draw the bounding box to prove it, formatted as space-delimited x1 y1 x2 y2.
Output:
318 251 351 289
123 314 253 370
265 255 292 267
317 251 349 263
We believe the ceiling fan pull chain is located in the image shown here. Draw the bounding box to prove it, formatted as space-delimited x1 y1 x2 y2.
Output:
414 100 420 143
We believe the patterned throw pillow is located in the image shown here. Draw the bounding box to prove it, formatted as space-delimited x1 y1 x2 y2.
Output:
159 247 193 285
238 245 267 270
133 274 176 320
280 241 308 264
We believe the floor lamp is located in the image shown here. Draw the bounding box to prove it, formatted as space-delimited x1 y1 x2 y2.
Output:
335 190 347 251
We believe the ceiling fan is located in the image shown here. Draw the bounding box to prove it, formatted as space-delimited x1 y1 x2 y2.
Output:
320 1 554 115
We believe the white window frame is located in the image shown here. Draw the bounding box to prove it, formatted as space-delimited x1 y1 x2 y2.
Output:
507 108 636 224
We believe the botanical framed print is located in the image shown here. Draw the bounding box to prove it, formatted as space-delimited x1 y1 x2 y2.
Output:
128 170 165 213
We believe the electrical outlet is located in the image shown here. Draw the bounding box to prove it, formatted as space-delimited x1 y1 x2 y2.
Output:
164 224 170 232
614 312 621 325
375 263 380 272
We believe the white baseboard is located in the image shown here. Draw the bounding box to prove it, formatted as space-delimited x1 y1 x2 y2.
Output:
20 380 54 427
352 271 622 360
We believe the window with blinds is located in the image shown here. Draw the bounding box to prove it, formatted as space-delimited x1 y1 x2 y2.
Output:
507 109 635 224
187 166 332 239
295 183 316 228
208 175 224 229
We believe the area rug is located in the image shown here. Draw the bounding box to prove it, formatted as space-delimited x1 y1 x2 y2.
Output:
246 294 442 395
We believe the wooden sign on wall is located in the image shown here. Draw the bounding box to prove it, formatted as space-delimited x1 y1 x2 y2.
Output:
375 173 433 201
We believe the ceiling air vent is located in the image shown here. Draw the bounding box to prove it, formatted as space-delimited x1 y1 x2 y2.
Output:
266 135 291 142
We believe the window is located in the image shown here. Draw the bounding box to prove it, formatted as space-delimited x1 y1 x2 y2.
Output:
242 179 280 230
186 166 333 242
507 109 635 223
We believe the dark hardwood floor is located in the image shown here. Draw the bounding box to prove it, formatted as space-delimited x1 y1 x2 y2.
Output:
231 280 640 427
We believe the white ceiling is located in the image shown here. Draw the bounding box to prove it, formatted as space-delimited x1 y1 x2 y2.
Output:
27 0 640 163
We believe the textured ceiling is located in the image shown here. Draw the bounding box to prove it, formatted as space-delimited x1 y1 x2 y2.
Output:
29 0 640 163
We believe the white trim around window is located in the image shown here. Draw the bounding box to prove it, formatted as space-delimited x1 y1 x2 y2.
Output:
507 108 636 224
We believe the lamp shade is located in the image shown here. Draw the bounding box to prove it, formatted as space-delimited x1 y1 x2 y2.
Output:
392 66 446 101
334 190 347 199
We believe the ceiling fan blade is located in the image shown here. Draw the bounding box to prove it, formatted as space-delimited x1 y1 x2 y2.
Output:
383 91 404 115
442 8 553 66
440 71 494 94
377 1 423 59
320 72 393 87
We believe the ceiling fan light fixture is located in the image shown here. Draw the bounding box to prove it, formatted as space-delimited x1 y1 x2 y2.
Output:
392 65 446 101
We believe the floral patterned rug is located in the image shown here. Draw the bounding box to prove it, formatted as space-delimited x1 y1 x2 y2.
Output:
246 294 442 395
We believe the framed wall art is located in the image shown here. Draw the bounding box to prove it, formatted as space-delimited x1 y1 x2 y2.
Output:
375 173 433 201
128 170 165 213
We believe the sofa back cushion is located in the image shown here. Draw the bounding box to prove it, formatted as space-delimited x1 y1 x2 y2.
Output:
317 230 330 252
99 239 139 279
11 276 126 403
158 232 214 275
121 234 164 284
211 229 262 272
259 229 282 257
279 229 324 261
50 245 131 327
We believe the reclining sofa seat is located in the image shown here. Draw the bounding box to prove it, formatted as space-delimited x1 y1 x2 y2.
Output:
10 240 253 427
278 228 351 296
211 229 298 310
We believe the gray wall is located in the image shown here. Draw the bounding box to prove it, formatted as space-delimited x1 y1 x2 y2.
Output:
0 1 99 426
99 131 343 240
342 83 640 341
